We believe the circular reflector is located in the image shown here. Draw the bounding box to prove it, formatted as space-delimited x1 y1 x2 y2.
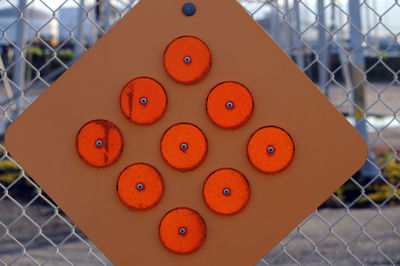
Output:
120 77 167 125
247 126 294 173
206 81 253 129
76 120 123 167
159 208 206 254
164 36 211 84
117 163 164 210
161 123 207 171
203 168 250 215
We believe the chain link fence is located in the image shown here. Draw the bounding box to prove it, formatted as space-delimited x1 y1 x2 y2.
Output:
0 0 399 265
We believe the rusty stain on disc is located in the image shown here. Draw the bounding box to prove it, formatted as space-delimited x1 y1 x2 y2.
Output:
120 77 167 125
76 120 123 167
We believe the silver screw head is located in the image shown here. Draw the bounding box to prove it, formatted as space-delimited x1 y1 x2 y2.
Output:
184 56 191 64
179 227 187 235
267 146 275 154
226 101 234 109
136 183 144 191
223 188 231 196
95 140 103 147
180 143 188 151
140 97 147 105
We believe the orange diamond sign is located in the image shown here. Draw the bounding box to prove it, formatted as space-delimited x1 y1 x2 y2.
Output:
5 0 367 265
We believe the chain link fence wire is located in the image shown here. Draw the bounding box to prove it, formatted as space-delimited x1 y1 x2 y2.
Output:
0 0 399 265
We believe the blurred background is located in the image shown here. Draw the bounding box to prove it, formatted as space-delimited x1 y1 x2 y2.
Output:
0 0 399 265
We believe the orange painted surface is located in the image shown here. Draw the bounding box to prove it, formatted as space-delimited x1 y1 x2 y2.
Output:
117 163 164 210
161 123 207 171
247 126 294 173
76 120 123 167
203 168 250 215
120 77 167 125
159 208 206 254
164 36 211 84
206 81 253 129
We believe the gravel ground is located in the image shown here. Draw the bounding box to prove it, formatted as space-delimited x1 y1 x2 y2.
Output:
259 206 400 265
0 198 399 266
0 198 110 265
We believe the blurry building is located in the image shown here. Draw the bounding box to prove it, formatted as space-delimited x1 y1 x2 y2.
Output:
56 8 96 45
0 7 58 46
56 0 131 46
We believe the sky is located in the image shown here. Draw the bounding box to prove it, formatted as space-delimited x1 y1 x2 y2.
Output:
0 0 399 38
242 0 400 36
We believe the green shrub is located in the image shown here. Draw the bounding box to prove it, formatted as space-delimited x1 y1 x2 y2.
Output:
380 153 400 185
57 49 74 63
0 159 22 185
25 46 43 57
326 152 400 208
358 184 399 205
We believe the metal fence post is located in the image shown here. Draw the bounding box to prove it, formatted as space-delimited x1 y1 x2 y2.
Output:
13 0 27 115
74 0 86 61
294 0 304 70
349 0 377 178
317 0 329 97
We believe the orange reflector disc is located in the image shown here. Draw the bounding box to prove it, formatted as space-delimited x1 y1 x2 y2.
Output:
76 120 123 167
117 163 164 210
247 126 294 173
120 77 167 125
164 36 211 84
203 168 250 215
161 123 207 171
206 81 253 129
159 208 206 254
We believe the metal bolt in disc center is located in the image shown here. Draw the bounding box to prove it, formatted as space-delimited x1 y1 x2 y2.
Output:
95 140 103 147
140 97 147 105
226 101 234 109
267 146 275 154
179 227 187 235
136 183 144 191
223 188 231 196
180 143 188 151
